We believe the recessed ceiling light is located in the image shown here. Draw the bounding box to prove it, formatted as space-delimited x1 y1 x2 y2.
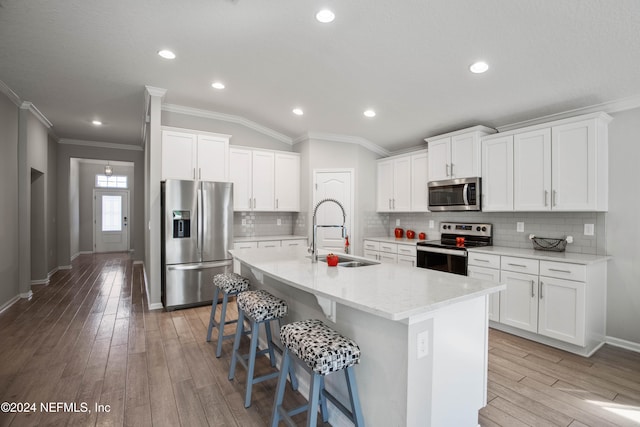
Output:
469 61 489 74
92 120 103 126
211 82 225 89
158 49 176 59
364 110 376 118
292 108 304 116
316 9 335 23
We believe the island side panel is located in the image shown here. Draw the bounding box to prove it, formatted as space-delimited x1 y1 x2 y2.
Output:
240 263 411 427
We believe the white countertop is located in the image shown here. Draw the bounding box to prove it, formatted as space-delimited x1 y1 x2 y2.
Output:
230 247 504 321
468 246 610 265
363 236 421 246
234 235 307 242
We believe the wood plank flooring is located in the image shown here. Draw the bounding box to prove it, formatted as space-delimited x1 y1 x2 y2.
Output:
0 253 639 426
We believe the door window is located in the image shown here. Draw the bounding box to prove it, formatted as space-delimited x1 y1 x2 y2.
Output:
102 195 122 231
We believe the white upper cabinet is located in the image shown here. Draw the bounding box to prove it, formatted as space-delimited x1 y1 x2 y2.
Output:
376 152 418 212
514 128 551 211
161 128 229 181
481 112 611 212
481 135 514 212
274 152 300 211
229 147 299 212
410 151 429 211
426 126 496 182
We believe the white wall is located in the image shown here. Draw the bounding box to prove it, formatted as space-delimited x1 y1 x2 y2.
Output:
605 107 640 345
0 91 20 308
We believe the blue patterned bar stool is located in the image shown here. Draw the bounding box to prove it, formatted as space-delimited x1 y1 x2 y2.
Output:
271 319 364 427
206 272 250 358
229 289 299 408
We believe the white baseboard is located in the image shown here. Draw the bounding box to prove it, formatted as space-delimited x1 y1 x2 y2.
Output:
31 278 49 286
606 336 640 354
20 290 33 299
70 251 93 261
58 265 72 270
0 295 21 314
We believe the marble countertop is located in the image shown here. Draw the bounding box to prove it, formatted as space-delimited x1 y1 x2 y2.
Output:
468 246 610 265
234 235 307 242
230 247 504 321
363 236 423 246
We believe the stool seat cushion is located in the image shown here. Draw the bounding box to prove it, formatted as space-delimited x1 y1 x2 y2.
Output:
237 290 288 322
280 319 361 375
214 272 250 294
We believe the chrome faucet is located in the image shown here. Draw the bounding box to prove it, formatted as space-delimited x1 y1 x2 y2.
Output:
309 198 347 263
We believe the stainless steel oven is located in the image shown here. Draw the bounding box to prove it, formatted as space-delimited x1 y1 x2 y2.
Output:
428 177 481 211
416 222 492 275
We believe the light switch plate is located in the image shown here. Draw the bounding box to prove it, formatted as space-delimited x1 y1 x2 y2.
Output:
396 219 401 226
277 218 282 226
516 222 525 232
429 220 435 229
584 223 595 236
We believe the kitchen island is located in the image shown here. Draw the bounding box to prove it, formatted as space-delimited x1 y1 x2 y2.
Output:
230 247 505 427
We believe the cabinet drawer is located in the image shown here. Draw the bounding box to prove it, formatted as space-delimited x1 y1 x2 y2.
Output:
257 240 281 249
282 239 307 248
397 255 416 267
234 241 258 249
379 253 398 263
397 244 417 257
540 261 586 282
501 256 539 275
363 240 380 251
379 242 398 254
363 249 379 261
468 252 500 269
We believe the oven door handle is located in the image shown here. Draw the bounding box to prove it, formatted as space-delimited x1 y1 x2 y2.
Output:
417 246 467 257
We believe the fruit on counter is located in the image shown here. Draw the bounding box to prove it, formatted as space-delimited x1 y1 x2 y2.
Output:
394 227 404 238
418 232 426 240
326 253 339 266
406 230 415 239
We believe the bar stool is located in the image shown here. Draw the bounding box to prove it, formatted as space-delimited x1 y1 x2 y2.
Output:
271 319 364 427
229 289 298 408
206 272 250 358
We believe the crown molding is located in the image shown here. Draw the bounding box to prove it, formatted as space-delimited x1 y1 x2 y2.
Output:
20 101 53 129
58 138 143 151
0 80 22 107
294 132 390 157
162 103 293 145
496 95 640 132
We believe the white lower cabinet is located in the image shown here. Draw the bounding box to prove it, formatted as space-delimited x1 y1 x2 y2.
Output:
500 270 539 333
537 275 585 346
234 238 307 250
363 239 416 266
281 239 307 248
468 253 501 322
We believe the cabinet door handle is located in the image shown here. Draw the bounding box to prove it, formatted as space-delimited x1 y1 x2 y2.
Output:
253 198 256 209
552 190 557 207
451 163 454 176
531 280 535 298
475 258 490 263
549 268 571 273
446 163 450 177
276 198 279 209
389 199 392 209
393 198 396 209
508 263 527 268
539 281 544 299
544 190 549 207
249 198 252 209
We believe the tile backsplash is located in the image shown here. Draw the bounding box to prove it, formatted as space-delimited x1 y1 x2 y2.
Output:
234 212 295 237
382 211 606 255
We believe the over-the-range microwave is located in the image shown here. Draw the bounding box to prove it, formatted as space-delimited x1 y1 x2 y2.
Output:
428 177 481 211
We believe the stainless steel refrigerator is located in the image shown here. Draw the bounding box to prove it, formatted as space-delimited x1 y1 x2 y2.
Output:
161 179 233 310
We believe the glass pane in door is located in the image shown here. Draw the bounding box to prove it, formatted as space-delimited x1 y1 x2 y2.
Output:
102 195 122 231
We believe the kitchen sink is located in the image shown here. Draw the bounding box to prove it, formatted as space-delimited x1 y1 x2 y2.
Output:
308 255 379 267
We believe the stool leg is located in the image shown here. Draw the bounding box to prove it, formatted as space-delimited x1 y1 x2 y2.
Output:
345 366 364 427
244 319 260 408
306 373 321 427
228 309 244 381
319 375 328 423
206 286 220 342
270 349 290 427
216 291 230 358
264 320 277 368
277 319 298 391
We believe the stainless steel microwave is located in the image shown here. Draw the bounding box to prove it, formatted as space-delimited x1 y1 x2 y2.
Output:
428 177 481 211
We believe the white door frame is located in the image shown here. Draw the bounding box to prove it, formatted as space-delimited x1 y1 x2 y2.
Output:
312 168 355 254
93 189 130 253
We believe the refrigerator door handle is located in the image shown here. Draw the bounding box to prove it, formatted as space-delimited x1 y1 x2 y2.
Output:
197 188 202 250
167 260 233 271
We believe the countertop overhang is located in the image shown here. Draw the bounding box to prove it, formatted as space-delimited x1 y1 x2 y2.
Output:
230 247 504 322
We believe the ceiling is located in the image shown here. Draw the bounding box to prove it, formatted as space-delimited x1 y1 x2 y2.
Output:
1 0 639 152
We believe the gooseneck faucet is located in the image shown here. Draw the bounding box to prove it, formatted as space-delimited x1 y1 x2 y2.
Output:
309 198 347 263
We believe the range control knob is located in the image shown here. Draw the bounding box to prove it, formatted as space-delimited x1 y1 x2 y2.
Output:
482 226 487 232
442 225 447 230
476 226 481 231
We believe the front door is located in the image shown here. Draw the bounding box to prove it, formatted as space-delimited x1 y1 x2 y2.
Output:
94 190 129 253
313 170 353 254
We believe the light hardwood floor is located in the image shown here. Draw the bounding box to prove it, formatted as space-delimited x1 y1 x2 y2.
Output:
0 253 638 426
